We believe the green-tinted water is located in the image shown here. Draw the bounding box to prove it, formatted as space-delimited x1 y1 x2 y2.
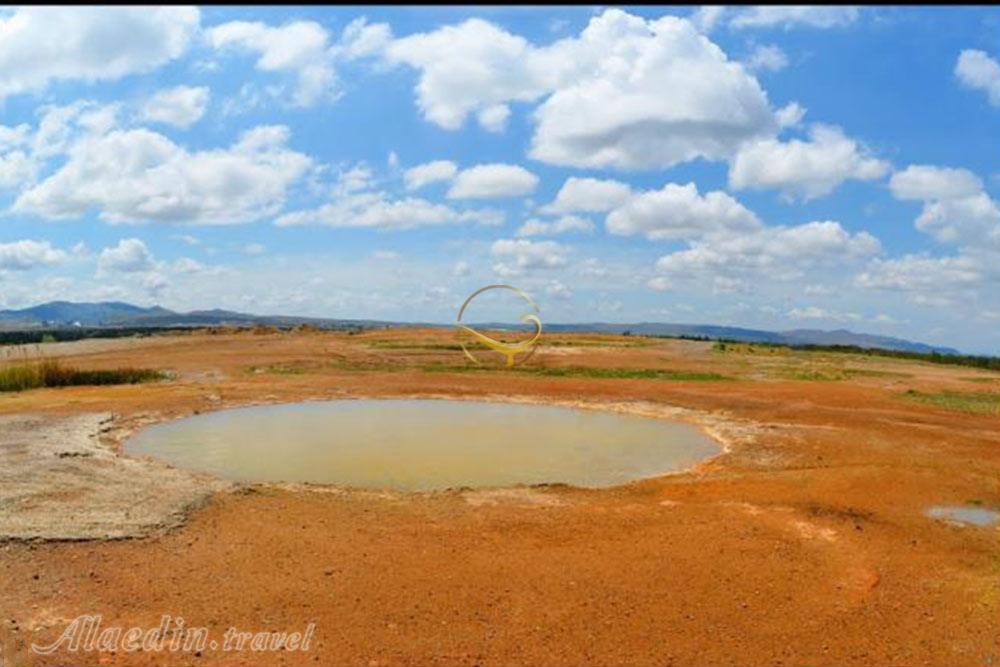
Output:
126 399 719 491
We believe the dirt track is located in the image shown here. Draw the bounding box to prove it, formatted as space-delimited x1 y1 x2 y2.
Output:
1 328 997 666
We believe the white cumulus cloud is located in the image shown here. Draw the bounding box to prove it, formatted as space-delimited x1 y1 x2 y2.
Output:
729 124 889 200
15 125 312 225
276 191 500 230
98 238 155 273
855 249 999 309
654 221 880 283
541 177 633 214
787 306 861 322
955 49 1000 107
729 7 860 29
529 12 778 169
744 44 788 72
0 240 68 271
889 165 1000 248
516 215 594 237
0 7 199 100
378 10 781 170
206 19 337 107
403 160 458 191
491 239 568 276
606 182 761 240
141 85 210 128
447 164 538 199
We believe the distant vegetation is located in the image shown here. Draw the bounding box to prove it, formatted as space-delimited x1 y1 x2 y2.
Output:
899 389 1000 414
709 339 1000 371
0 360 165 392
420 362 731 381
0 326 201 346
518 366 729 381
367 341 469 351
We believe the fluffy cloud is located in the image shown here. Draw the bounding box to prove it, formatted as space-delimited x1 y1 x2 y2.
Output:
889 165 1000 248
653 221 880 284
855 250 999 309
546 280 573 300
383 19 542 131
744 44 788 72
491 239 568 276
98 238 154 273
690 6 726 33
446 164 538 199
0 124 33 188
206 20 336 106
888 164 982 200
787 306 861 322
541 177 633 214
477 104 511 133
338 18 393 60
403 160 458 190
729 7 860 29
29 102 110 159
729 124 889 199
0 240 67 271
141 85 210 128
912 195 1000 248
275 191 500 229
0 124 31 149
0 146 33 189
379 10 780 169
15 125 312 225
955 49 1000 107
529 12 777 169
606 182 760 240
171 257 226 277
0 7 199 99
516 215 594 237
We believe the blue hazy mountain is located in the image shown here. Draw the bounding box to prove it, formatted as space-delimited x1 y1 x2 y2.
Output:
0 301 173 327
0 300 960 354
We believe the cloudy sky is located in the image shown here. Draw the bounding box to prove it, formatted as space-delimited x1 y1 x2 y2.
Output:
1 6 998 353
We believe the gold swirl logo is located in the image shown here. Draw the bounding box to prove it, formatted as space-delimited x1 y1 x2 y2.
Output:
456 284 541 367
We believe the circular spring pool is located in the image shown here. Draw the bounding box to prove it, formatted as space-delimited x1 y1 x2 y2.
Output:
125 399 720 491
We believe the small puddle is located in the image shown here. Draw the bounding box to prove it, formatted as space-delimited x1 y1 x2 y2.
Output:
125 399 720 491
926 505 999 526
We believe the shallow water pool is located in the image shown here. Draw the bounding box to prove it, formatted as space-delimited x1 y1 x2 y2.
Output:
926 505 999 526
125 399 719 491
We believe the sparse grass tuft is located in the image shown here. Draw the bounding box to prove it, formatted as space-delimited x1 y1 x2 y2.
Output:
962 376 999 384
420 362 730 381
899 389 1000 414
772 367 911 382
367 341 472 351
247 363 309 375
519 366 730 381
0 359 165 392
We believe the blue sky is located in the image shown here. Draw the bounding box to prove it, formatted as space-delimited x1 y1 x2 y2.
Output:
0 6 998 353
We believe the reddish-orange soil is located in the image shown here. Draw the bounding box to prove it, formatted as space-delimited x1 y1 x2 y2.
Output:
1 328 997 666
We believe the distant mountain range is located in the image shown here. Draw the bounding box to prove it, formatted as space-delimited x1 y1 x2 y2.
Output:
0 300 961 355
0 301 407 332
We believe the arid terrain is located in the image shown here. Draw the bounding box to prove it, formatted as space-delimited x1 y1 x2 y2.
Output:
1 328 998 666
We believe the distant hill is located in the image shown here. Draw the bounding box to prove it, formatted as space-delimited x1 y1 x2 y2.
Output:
0 301 390 331
538 322 958 354
0 300 960 354
0 301 173 327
